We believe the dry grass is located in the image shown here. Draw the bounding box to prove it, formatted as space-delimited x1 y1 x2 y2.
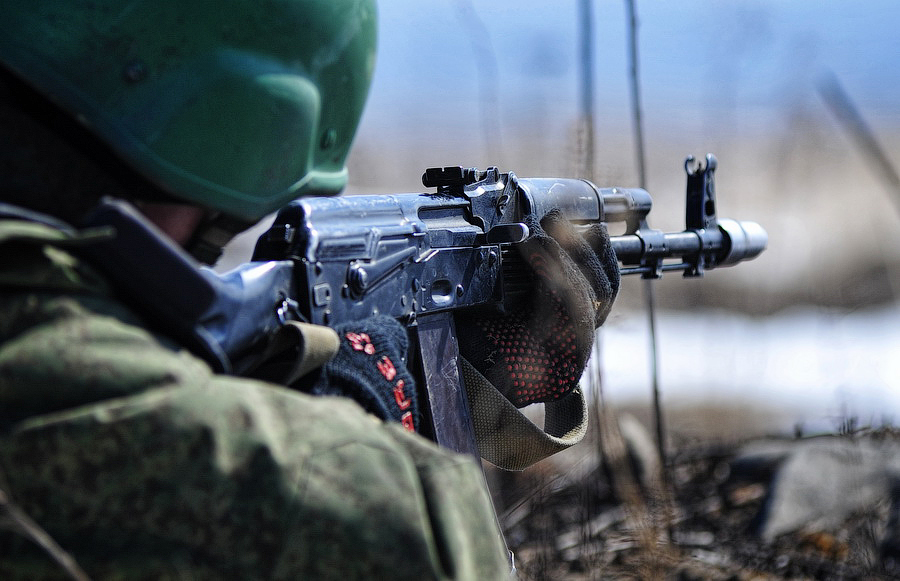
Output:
492 402 896 580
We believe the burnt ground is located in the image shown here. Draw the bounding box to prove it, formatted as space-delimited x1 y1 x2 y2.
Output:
490 425 900 580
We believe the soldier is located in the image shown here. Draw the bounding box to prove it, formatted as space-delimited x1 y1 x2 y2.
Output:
0 0 617 578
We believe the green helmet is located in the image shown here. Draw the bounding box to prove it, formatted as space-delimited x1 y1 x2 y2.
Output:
0 0 377 221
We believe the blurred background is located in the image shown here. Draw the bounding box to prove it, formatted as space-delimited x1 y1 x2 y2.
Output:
226 0 900 438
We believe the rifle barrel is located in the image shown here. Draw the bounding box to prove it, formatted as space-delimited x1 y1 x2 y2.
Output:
610 218 767 276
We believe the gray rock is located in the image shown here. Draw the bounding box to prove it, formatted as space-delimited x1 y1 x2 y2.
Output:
732 436 900 542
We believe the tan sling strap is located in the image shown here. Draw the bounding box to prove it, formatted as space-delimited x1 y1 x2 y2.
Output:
250 320 341 386
460 358 588 471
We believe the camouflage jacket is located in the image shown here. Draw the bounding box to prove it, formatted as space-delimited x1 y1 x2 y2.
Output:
0 216 509 580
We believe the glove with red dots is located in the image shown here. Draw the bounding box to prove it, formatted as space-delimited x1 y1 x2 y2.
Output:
456 209 619 408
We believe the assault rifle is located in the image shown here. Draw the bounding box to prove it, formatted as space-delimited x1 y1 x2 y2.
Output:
244 153 766 455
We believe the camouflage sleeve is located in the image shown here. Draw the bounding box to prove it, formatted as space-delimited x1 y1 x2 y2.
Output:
2 376 509 579
0 240 509 579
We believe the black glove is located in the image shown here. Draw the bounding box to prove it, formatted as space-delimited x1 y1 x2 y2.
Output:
303 316 419 432
456 210 619 408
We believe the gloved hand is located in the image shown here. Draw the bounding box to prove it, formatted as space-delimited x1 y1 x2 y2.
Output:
303 316 419 432
456 210 619 408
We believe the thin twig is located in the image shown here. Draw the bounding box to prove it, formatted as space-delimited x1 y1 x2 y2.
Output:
0 487 91 581
578 0 596 182
624 0 669 487
624 2 679 556
817 71 900 216
452 0 505 162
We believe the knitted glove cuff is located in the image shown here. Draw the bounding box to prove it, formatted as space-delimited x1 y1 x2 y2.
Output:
309 316 418 432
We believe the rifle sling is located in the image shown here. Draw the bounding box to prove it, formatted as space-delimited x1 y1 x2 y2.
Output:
460 358 588 471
